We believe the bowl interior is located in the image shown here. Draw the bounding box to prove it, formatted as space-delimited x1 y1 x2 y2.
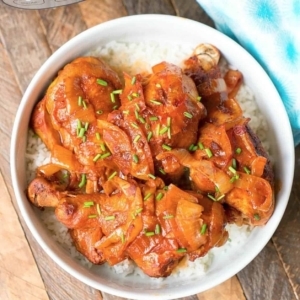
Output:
10 15 295 300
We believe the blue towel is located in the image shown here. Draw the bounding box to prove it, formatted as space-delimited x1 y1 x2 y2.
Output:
196 0 300 146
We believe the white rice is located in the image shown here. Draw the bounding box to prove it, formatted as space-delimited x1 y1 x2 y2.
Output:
26 40 269 280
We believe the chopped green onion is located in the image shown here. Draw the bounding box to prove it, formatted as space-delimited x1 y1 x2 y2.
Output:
229 166 236 174
159 126 168 135
138 116 146 124
162 144 172 151
200 223 207 235
84 122 89 131
215 185 220 193
150 99 162 105
96 132 101 140
235 147 242 154
145 231 155 237
123 110 130 115
133 134 141 143
82 100 87 109
230 174 240 183
131 76 136 85
163 214 174 219
134 109 139 119
83 201 94 207
131 122 139 129
88 214 97 219
159 168 166 175
205 148 213 158
93 153 101 162
189 144 198 152
135 103 140 111
96 79 108 86
121 232 125 243
198 142 204 150
143 193 152 201
96 110 103 115
82 136 87 143
132 154 139 163
254 213 261 221
155 224 161 234
156 124 160 136
167 127 171 139
176 248 187 253
78 127 85 138
149 116 158 121
208 192 224 202
100 143 106 152
108 171 117 180
78 96 83 106
197 96 202 102
147 131 153 142
163 185 169 191
78 174 86 188
135 208 143 215
105 215 115 221
183 111 193 119
127 95 132 101
156 192 164 201
110 92 116 103
207 194 216 201
244 166 251 174
167 117 171 127
96 203 101 215
217 194 225 201
100 152 111 159
112 89 122 94
132 92 139 98
232 158 237 169
148 174 156 180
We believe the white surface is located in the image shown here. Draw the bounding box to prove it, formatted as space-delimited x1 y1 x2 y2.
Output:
10 15 295 300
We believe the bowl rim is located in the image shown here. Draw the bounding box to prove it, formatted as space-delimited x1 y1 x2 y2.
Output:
10 14 295 299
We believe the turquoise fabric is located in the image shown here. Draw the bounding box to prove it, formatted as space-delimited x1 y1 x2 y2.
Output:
197 0 300 145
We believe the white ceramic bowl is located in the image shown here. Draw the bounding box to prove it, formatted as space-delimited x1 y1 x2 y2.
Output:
10 15 294 300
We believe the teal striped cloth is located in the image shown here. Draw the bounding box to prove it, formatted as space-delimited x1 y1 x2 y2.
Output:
197 0 300 145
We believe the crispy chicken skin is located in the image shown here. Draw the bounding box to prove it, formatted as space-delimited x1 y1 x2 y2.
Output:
27 44 275 277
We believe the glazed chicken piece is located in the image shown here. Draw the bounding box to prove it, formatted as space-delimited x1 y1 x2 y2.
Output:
45 56 122 167
184 44 244 129
126 180 185 277
33 56 122 156
143 61 206 154
186 191 228 260
181 44 274 226
56 177 144 266
30 56 123 192
27 176 66 208
127 183 228 277
70 227 104 264
157 149 233 196
105 65 206 182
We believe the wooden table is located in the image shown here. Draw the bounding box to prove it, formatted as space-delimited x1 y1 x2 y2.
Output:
0 1 299 299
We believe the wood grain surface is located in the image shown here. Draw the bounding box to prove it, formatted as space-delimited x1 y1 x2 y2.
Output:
0 0 299 300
